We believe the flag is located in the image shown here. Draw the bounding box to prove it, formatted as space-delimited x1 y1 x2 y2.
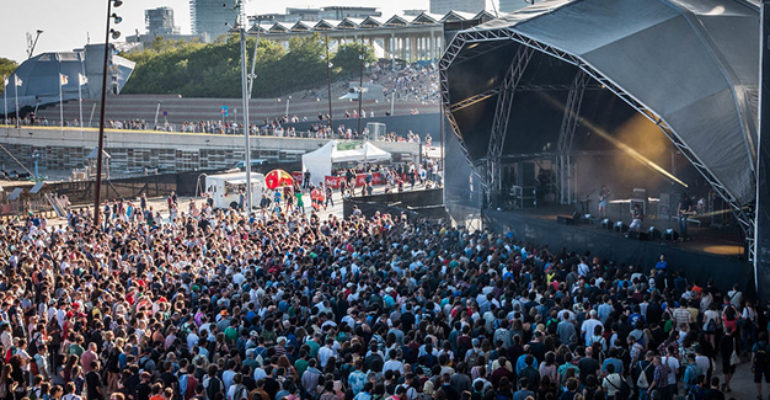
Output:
78 73 88 86
59 73 68 86
13 75 22 87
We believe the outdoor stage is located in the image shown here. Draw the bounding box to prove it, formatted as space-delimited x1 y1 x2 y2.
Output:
483 207 752 293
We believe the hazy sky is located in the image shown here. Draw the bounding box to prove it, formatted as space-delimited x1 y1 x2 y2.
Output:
0 0 450 64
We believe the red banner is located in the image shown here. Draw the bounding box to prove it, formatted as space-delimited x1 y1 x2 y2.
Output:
354 172 384 187
324 173 385 189
324 176 343 189
291 171 303 182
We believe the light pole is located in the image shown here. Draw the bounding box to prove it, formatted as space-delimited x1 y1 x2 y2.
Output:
357 36 364 137
93 0 122 226
325 35 334 136
285 95 291 118
237 0 253 213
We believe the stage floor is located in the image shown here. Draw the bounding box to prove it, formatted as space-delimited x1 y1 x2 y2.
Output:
483 207 751 292
515 206 745 256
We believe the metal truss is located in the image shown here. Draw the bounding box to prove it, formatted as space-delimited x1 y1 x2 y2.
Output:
486 46 535 200
439 26 755 247
449 88 499 113
557 70 590 205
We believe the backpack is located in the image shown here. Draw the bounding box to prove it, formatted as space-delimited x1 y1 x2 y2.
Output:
206 377 223 400
756 344 770 369
636 361 651 389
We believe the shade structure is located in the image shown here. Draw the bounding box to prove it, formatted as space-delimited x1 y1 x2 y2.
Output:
440 0 759 230
302 140 392 185
265 169 295 190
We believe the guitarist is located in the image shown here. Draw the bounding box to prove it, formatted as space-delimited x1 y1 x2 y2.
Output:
677 192 693 241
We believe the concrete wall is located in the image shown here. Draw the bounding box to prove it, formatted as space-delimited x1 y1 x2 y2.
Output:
0 126 419 174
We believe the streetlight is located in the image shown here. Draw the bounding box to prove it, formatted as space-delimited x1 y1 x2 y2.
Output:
285 95 291 117
325 35 333 135
93 0 122 226
357 36 364 137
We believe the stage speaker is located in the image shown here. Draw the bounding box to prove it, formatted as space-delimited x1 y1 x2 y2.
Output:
647 227 662 240
557 215 575 225
613 221 628 232
601 218 612 230
664 228 679 241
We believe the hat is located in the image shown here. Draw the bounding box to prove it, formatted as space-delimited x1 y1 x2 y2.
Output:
277 336 287 344
250 330 258 337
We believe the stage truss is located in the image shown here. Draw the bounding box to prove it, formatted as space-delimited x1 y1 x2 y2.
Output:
439 27 756 260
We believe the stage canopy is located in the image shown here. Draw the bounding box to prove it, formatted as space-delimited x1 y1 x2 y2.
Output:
440 0 759 224
302 140 391 185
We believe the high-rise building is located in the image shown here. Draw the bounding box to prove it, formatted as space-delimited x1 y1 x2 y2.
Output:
499 0 529 13
190 0 238 40
429 0 485 15
145 7 180 37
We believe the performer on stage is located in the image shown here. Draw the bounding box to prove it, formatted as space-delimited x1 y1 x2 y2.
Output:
678 192 693 241
629 203 644 232
598 185 610 217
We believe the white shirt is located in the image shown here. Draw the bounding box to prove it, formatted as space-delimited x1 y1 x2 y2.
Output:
581 319 603 346
382 359 404 374
662 356 680 385
318 346 336 368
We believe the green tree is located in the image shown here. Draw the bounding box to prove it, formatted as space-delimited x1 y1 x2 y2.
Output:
0 57 19 98
120 34 376 98
331 42 376 77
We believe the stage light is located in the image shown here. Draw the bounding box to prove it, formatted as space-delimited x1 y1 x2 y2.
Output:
601 218 612 229
110 29 121 39
538 92 688 188
113 0 122 7
664 229 679 241
613 221 628 233
647 226 662 240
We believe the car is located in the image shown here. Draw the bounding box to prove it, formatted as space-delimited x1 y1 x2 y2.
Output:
232 159 267 171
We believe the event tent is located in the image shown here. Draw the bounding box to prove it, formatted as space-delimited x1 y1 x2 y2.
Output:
302 140 391 185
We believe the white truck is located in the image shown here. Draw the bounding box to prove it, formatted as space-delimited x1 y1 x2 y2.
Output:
204 171 266 209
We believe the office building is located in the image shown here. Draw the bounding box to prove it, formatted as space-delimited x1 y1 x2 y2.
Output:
190 0 239 40
146 7 180 37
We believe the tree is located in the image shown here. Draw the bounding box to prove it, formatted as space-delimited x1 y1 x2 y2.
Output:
331 42 376 77
119 34 376 98
0 57 19 98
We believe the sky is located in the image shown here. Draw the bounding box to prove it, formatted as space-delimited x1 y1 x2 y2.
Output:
0 0 446 64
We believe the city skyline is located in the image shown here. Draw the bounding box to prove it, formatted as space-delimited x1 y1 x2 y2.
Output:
0 0 509 64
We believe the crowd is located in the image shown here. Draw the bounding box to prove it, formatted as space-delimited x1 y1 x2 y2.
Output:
370 63 439 105
0 169 764 400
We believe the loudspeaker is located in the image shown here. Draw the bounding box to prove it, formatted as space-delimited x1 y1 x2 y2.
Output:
614 221 628 232
647 227 662 240
664 228 679 241
601 218 612 230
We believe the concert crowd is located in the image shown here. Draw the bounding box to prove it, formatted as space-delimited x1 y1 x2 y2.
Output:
0 192 764 400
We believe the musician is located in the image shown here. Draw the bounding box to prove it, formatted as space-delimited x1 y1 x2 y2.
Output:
598 185 610 217
678 192 693 241
629 203 643 232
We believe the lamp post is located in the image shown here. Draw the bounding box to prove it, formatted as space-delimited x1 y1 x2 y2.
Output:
325 35 334 136
93 0 122 226
357 36 364 137
285 95 291 117
237 1 253 213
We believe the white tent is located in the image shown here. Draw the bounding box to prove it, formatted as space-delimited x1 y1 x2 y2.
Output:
302 140 391 185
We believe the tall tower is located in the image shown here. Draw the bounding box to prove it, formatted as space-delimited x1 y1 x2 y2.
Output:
189 0 238 41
